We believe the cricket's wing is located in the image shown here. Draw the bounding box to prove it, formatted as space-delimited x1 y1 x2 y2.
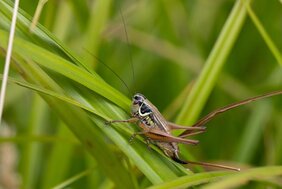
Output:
145 99 205 133
145 99 170 133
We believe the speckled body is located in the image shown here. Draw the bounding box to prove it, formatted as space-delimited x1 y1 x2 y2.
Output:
131 93 186 163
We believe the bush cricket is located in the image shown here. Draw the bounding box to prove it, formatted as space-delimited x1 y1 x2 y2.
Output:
103 8 282 172
107 91 282 171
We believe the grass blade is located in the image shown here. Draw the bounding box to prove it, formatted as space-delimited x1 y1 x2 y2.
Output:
148 171 232 189
176 0 251 125
203 166 282 189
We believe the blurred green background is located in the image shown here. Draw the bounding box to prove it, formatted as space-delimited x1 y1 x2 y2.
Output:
0 0 282 188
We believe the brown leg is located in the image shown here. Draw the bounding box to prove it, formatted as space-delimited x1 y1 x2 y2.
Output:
186 160 240 171
105 117 138 125
167 122 206 131
178 131 205 138
144 137 153 151
145 129 200 145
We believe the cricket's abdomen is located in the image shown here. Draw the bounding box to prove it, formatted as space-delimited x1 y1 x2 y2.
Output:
155 141 187 164
137 114 187 164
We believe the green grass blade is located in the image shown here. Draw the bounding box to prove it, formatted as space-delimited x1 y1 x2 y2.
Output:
1 0 281 188
0 0 93 72
148 171 232 189
5 76 109 120
0 29 130 110
233 102 271 162
0 33 190 186
0 135 77 144
176 0 251 125
243 1 282 66
51 168 93 189
42 123 76 189
202 166 282 189
13 58 137 188
19 95 47 189
82 0 112 66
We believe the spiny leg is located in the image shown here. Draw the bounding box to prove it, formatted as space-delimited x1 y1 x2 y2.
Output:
167 122 206 131
145 129 200 145
144 137 153 151
186 160 240 171
105 117 138 125
179 90 282 137
179 130 205 138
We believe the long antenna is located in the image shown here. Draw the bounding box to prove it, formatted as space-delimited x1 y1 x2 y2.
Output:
119 7 135 93
83 48 131 95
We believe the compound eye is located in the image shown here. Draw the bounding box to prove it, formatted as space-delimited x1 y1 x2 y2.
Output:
133 95 143 105
134 95 140 100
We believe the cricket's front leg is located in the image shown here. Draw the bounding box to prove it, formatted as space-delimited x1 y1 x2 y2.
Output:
144 137 153 151
129 132 154 151
105 117 138 125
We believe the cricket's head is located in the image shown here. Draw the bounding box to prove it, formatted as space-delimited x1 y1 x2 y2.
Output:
131 93 149 116
132 93 146 105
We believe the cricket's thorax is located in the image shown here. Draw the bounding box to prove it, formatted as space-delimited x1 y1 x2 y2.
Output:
131 94 170 132
131 94 156 128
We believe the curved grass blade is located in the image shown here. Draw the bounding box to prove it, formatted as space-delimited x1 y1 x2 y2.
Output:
243 0 282 66
176 0 251 125
5 76 191 183
51 168 94 189
148 171 232 189
81 0 112 66
4 76 109 120
203 166 282 189
0 0 92 73
0 135 77 144
0 33 190 185
0 29 130 111
9 55 137 188
6 76 192 180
